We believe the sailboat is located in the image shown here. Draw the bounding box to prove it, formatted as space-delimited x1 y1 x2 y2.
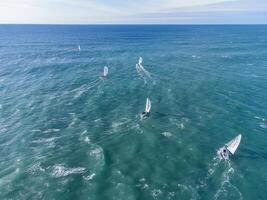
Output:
101 66 108 77
136 57 143 73
218 134 242 160
145 98 151 113
138 57 145 71
139 57 143 66
140 98 151 119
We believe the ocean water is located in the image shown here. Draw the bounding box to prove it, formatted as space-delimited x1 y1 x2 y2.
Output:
0 25 267 200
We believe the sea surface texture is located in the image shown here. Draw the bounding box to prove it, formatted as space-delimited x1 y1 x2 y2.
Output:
0 25 267 200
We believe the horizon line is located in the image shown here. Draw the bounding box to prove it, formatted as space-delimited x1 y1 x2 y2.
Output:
0 23 267 26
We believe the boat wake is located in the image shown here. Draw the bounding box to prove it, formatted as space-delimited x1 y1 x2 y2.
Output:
139 65 151 78
197 156 221 190
197 155 243 200
136 57 153 84
51 164 86 177
72 78 103 98
214 165 243 200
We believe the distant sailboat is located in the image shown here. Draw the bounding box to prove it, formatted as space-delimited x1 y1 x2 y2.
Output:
218 134 242 160
137 57 144 71
139 57 143 66
136 57 143 73
225 134 242 155
140 98 151 119
145 98 151 113
78 45 81 51
102 66 108 77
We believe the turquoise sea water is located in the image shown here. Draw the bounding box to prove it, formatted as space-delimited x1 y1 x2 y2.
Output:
0 25 267 200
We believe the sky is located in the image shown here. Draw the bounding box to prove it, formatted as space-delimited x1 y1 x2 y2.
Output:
0 0 266 24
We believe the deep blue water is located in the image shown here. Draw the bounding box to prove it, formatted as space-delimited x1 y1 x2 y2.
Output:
0 25 267 200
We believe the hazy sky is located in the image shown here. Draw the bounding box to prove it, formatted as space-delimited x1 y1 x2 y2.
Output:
0 0 266 24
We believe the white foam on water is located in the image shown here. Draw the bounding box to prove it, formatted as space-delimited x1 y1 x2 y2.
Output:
81 130 87 135
48 94 56 100
52 164 86 177
111 118 131 130
249 74 259 78
84 136 90 144
30 137 56 148
43 129 60 133
259 122 267 129
168 191 175 198
131 122 143 134
72 81 100 99
14 108 20 115
0 168 19 188
255 116 265 121
139 178 146 182
32 137 57 144
196 156 242 199
192 55 201 59
0 78 5 84
83 173 96 181
151 189 163 199
177 184 199 199
208 156 221 176
90 147 103 160
172 117 189 130
142 67 151 78
68 113 78 127
177 123 185 129
87 145 105 167
74 90 84 98
137 59 152 82
31 129 41 132
111 122 124 129
136 178 149 189
28 162 45 175
143 183 149 189
177 183 188 191
160 132 172 137
94 118 102 123
0 127 8 133
137 72 148 84
214 166 243 200
197 156 221 189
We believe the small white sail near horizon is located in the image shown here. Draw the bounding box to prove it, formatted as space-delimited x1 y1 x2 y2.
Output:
225 134 242 155
103 66 109 77
103 66 108 77
138 57 143 65
145 98 151 113
78 45 81 51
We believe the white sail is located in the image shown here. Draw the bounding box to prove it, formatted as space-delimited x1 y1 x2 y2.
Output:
103 66 108 77
225 134 242 155
145 98 151 113
138 57 143 65
78 45 81 51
